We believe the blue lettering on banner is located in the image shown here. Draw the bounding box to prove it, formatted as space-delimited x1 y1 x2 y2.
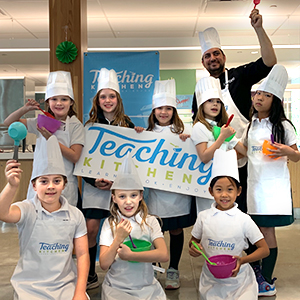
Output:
87 126 211 186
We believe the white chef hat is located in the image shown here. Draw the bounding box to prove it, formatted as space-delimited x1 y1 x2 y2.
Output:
211 149 239 182
195 76 223 107
111 153 143 190
257 64 288 100
152 79 177 110
199 27 222 56
45 71 74 100
97 68 120 94
30 135 66 181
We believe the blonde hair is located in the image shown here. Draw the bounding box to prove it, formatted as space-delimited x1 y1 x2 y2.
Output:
193 101 228 131
108 190 150 236
146 107 184 134
85 89 132 127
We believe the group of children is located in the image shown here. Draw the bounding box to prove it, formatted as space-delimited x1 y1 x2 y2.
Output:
0 61 299 299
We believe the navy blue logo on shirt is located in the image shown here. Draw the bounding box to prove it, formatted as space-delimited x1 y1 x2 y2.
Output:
39 242 69 254
208 239 235 251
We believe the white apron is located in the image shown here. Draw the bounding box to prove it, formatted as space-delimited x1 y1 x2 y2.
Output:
222 70 249 168
247 120 292 215
27 116 78 206
11 205 77 299
199 210 257 300
82 182 111 210
101 257 166 300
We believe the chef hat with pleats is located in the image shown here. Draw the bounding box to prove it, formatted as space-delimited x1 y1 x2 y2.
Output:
257 64 288 100
152 79 177 110
97 68 120 94
111 153 143 190
30 135 66 181
199 27 222 56
211 149 239 182
45 71 74 101
195 76 223 107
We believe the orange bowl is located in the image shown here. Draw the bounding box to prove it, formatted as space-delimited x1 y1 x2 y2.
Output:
262 140 277 156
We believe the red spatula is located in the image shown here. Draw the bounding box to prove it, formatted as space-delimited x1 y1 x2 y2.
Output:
253 0 260 9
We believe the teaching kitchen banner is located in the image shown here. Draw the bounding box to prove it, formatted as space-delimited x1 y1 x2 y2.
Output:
83 51 159 127
74 124 213 199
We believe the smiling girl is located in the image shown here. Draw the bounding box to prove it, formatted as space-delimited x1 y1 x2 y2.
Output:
99 154 168 300
4 71 84 207
82 68 138 289
0 136 89 300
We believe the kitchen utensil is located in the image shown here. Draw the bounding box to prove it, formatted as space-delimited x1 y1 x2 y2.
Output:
192 241 217 266
212 126 236 142
37 114 61 134
206 254 237 279
225 114 234 127
8 122 27 160
253 0 260 9
123 239 152 263
129 234 137 249
262 139 278 159
271 134 274 144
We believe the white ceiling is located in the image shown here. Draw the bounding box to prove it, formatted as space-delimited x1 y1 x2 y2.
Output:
0 0 299 87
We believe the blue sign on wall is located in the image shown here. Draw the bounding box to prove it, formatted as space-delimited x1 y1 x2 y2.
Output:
83 51 160 127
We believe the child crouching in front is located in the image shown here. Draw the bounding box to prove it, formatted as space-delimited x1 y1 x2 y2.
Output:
189 149 269 300
99 154 169 300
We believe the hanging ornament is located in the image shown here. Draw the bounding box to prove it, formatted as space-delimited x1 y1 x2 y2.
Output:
55 25 78 64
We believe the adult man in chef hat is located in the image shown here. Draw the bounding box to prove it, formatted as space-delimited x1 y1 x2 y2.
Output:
10 135 89 300
45 70 74 101
193 8 277 215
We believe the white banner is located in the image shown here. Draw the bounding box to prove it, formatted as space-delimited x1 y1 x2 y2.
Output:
74 124 213 198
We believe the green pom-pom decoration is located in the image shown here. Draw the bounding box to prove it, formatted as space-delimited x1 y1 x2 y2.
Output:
56 41 78 64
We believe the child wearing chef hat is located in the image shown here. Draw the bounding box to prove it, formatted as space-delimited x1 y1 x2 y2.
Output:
240 64 300 296
82 67 138 290
146 79 193 290
191 76 247 214
4 70 85 207
99 153 168 300
0 135 89 300
189 149 269 299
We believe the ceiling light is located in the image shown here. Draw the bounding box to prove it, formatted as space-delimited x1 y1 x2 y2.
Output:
0 45 299 53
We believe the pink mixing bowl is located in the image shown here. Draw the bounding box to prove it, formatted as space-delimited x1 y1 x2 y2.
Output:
37 114 61 134
206 254 237 279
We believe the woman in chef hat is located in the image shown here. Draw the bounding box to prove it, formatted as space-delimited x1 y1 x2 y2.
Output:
82 68 137 289
189 149 269 300
240 64 300 296
0 136 89 300
99 153 168 300
146 79 193 290
191 76 246 214
4 71 85 207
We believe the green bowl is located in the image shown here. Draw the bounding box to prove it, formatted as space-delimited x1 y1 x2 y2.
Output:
212 125 236 142
123 239 152 263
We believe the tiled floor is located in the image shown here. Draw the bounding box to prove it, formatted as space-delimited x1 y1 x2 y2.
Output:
1 220 300 300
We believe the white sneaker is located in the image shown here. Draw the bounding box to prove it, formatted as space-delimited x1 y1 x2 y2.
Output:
165 268 180 290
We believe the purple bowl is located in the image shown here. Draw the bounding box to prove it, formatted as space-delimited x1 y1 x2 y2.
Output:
37 114 61 134
206 254 237 279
